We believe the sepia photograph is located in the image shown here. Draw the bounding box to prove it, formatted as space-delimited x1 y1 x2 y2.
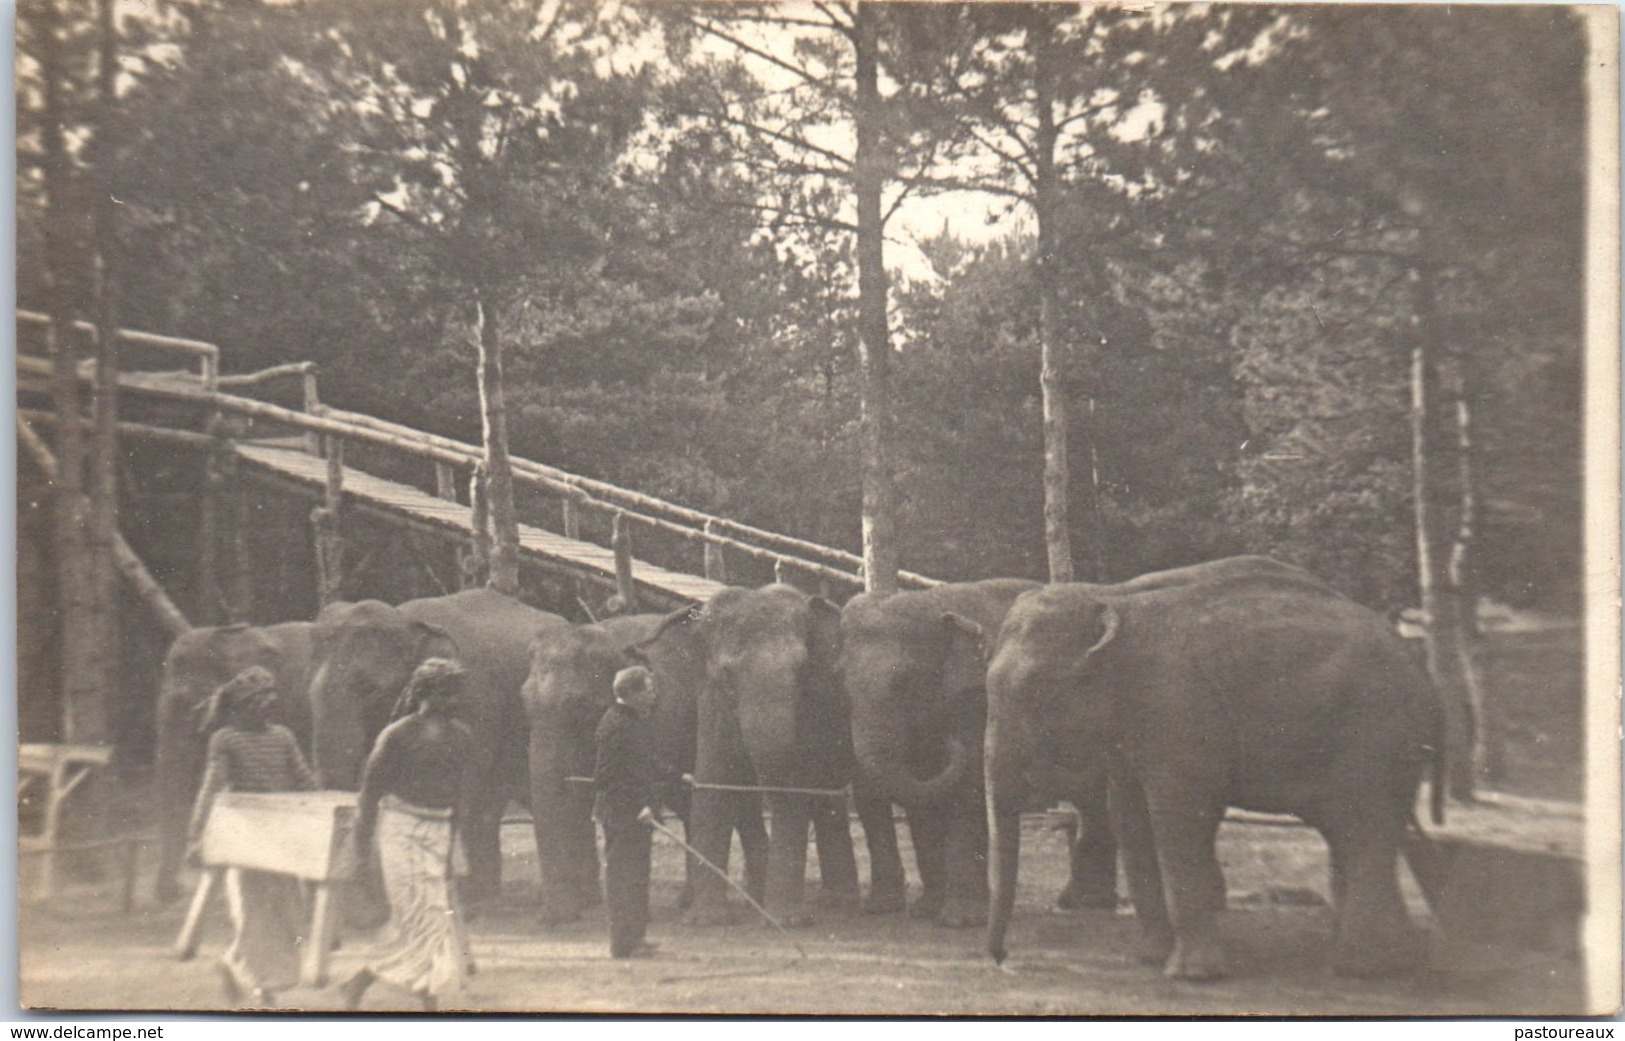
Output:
12 0 1621 1019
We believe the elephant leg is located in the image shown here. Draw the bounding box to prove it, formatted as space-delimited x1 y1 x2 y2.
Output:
905 803 949 919
735 793 769 904
1143 780 1227 981
1320 815 1426 978
531 744 597 924
939 797 990 927
154 774 191 906
811 796 862 911
763 793 814 926
569 784 604 911
1058 790 1119 911
854 788 905 914
1111 777 1174 967
682 787 738 925
459 797 505 909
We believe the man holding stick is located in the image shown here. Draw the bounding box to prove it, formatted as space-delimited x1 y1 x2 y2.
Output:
594 665 664 959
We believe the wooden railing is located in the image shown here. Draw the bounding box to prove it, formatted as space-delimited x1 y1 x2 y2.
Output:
16 314 941 606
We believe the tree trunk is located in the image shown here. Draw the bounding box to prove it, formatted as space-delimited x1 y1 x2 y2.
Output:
1409 266 1476 801
853 3 898 595
1450 370 1494 780
41 0 104 745
475 295 520 596
86 0 122 739
1032 16 1073 584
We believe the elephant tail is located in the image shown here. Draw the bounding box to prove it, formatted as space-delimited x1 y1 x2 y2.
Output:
1401 815 1447 914
1427 741 1446 827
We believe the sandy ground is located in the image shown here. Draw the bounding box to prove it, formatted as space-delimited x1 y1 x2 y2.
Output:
19 813 1588 1018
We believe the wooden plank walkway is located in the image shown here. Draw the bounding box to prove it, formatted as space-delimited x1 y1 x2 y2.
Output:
234 440 728 607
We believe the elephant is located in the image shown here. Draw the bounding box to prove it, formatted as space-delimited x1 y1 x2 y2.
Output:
153 621 314 904
308 587 568 904
840 578 1118 928
634 584 905 926
522 612 695 925
983 556 1445 980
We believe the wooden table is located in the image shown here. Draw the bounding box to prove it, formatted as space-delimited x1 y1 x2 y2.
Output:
174 791 360 986
18 744 116 901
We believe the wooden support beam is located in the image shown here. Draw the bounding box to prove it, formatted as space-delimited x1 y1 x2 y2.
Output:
17 416 191 638
18 408 218 448
312 436 345 607
612 512 638 612
703 519 727 583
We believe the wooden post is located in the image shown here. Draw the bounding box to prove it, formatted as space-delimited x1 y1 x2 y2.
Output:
612 512 638 612
312 435 345 607
198 431 225 624
703 519 728 583
561 497 580 541
226 451 251 623
462 463 491 590
774 558 789 586
435 462 457 502
302 370 322 456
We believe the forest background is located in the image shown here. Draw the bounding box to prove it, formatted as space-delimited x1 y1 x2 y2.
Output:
14 1 1588 764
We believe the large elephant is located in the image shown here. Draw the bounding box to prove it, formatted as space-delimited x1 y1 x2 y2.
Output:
153 621 315 903
984 557 1444 980
308 587 567 904
635 584 905 926
840 578 1119 928
522 613 677 925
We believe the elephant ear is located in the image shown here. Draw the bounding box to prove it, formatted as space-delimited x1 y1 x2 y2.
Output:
630 603 703 664
412 620 461 662
939 613 991 707
1077 601 1121 669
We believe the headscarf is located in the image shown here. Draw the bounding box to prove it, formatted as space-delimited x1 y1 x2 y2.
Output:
197 665 276 734
390 657 466 720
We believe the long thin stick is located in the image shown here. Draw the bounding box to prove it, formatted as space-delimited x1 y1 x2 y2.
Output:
642 814 806 960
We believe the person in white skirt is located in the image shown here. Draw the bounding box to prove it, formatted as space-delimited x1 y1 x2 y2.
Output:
338 658 477 1012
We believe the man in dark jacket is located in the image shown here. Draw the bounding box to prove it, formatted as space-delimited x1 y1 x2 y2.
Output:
594 665 662 959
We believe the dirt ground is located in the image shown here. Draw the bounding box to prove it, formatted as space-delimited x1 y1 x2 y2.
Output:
19 809 1590 1018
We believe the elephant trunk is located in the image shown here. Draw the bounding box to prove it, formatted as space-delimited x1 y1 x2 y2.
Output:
985 685 1032 965
986 799 1021 965
851 700 969 807
309 662 368 789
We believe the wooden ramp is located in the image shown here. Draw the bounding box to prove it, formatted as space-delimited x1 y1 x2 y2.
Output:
234 440 728 608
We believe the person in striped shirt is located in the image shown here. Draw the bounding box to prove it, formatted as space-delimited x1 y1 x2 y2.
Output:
186 665 318 1008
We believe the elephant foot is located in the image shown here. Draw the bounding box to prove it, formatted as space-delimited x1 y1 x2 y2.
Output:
1332 924 1429 978
770 907 816 929
1057 884 1120 911
682 903 739 927
938 896 988 928
536 904 583 928
863 887 906 915
908 891 946 920
815 887 863 914
155 877 183 906
1163 936 1228 981
1132 927 1176 967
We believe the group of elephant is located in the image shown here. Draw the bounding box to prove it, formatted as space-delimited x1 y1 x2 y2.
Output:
154 555 1445 982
